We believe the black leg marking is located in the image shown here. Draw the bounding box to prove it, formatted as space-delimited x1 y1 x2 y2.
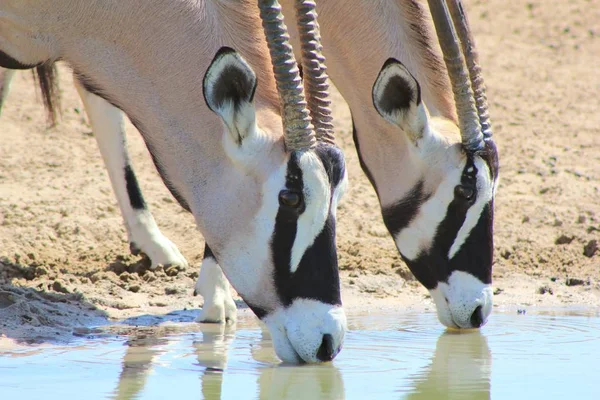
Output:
124 165 147 210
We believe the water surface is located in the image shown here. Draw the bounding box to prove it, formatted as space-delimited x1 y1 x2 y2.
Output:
1 309 599 399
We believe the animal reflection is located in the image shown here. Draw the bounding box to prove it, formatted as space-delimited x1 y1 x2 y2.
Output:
406 331 491 400
109 325 490 400
109 323 344 400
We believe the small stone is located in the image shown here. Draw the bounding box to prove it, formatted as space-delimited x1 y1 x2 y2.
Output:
52 280 70 294
165 265 181 277
522 216 530 223
119 272 132 282
493 287 504 295
583 240 598 258
128 285 141 293
501 250 512 259
555 235 574 245
165 287 179 295
565 277 586 286
550 277 558 282
577 215 586 224
538 285 553 295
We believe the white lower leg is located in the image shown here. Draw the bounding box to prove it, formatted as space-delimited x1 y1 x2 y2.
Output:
195 255 237 323
74 78 187 269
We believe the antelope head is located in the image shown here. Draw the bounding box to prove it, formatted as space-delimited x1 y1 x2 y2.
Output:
202 0 347 363
370 0 498 329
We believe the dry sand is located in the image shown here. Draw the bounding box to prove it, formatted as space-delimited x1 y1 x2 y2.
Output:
0 0 599 342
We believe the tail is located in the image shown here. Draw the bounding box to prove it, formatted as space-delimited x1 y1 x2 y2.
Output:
32 63 61 125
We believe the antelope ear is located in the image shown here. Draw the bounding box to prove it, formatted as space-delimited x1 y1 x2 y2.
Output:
203 47 258 145
372 58 429 142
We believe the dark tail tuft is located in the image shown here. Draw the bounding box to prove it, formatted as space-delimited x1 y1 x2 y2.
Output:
32 63 61 125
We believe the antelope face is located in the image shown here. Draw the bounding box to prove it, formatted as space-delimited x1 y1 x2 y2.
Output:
372 59 499 329
203 48 348 363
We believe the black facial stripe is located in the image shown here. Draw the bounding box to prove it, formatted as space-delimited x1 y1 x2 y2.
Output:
0 51 42 70
401 156 492 289
382 180 429 236
124 165 147 210
270 150 341 307
271 153 304 306
449 203 493 284
274 213 341 307
431 155 478 258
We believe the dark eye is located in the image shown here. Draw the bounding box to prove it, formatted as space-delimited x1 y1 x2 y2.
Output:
455 185 475 201
279 190 302 208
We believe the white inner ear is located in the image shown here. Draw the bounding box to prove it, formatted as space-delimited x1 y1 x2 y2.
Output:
204 51 257 146
290 152 331 273
373 63 428 142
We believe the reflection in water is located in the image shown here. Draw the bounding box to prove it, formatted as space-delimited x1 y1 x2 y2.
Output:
112 335 168 400
254 328 345 400
407 331 491 400
194 323 236 400
3 311 598 399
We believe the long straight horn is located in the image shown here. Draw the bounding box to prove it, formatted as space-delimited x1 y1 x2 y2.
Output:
258 0 316 151
427 0 483 151
446 0 492 139
294 0 335 145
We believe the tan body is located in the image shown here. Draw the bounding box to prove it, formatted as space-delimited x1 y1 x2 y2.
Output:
0 0 350 363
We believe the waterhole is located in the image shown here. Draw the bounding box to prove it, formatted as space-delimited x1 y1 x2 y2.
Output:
1 309 598 399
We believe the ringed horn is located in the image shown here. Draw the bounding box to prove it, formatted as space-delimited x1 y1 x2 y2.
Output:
427 0 491 152
258 0 336 150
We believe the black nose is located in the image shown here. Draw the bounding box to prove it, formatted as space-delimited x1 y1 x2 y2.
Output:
316 334 335 362
470 305 484 328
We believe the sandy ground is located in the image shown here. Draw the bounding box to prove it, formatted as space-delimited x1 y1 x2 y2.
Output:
0 0 599 342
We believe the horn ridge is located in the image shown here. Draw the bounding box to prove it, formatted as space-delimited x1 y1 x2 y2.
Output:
427 0 483 151
447 0 492 139
295 0 335 145
258 0 316 151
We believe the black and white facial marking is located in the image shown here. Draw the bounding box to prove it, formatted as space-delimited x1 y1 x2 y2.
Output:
270 144 347 308
201 47 348 363
372 58 499 329
264 144 348 363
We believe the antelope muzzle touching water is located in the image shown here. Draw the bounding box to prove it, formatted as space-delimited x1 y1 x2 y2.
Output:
370 0 498 329
0 0 347 363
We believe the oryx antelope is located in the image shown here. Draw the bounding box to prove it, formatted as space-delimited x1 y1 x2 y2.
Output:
1 0 499 331
197 0 499 330
0 0 349 363
280 0 499 329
